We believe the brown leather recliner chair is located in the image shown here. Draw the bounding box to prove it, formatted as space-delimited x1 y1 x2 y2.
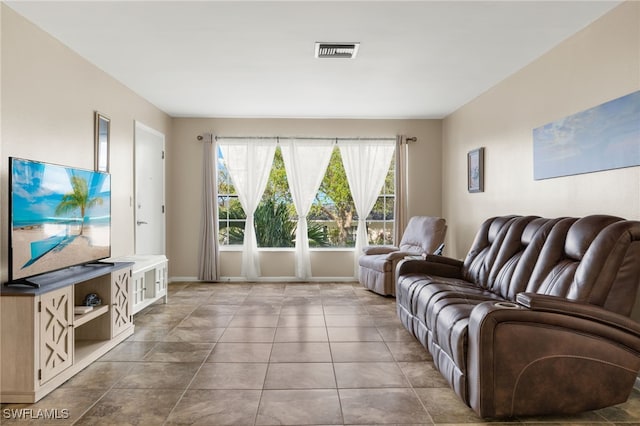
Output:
396 215 640 418
358 216 446 296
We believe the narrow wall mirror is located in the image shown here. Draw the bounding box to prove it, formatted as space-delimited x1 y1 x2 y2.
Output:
94 112 110 172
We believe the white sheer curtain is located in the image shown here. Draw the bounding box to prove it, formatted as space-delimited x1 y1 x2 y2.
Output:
198 134 220 281
280 139 334 280
217 139 277 280
394 135 409 245
340 140 396 277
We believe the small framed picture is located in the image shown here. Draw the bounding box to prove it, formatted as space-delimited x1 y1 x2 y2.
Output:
94 112 110 172
467 147 484 193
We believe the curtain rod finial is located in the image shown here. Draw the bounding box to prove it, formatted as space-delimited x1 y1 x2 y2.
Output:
198 133 213 143
406 137 417 143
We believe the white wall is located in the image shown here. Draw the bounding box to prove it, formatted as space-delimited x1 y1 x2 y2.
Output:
442 1 640 259
168 118 442 280
0 5 172 283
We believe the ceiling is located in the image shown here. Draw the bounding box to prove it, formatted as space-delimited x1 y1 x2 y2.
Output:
6 1 621 119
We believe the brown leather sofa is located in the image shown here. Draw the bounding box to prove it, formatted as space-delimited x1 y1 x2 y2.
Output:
358 216 446 296
396 215 640 418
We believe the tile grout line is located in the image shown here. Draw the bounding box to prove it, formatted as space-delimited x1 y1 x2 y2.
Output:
70 360 138 425
325 297 347 426
253 284 280 426
159 302 222 426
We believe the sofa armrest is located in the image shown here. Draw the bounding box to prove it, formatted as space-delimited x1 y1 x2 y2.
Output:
423 254 464 267
385 251 421 261
467 299 640 418
516 292 640 336
362 245 398 255
396 256 464 279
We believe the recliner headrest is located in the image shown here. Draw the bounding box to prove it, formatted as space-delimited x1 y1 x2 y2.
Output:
521 218 547 246
488 216 514 243
564 215 623 260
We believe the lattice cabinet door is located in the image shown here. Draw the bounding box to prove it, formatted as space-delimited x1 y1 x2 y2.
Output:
39 287 73 384
111 269 133 337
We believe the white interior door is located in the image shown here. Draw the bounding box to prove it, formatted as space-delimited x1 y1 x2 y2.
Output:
134 121 165 255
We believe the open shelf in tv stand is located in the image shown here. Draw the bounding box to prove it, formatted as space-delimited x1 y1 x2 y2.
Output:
74 303 109 328
0 262 134 403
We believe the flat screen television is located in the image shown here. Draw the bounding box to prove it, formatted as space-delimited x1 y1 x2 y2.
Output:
8 157 111 283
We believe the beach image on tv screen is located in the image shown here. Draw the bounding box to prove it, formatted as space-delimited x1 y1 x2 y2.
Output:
10 158 111 280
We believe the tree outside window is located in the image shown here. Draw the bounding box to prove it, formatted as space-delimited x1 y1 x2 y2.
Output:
217 147 245 245
217 144 395 248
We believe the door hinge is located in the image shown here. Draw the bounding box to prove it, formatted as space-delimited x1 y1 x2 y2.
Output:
162 205 165 214
38 301 41 313
38 369 42 380
162 151 165 160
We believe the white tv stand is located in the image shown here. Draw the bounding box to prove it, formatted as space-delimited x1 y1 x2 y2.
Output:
0 262 134 403
109 255 168 314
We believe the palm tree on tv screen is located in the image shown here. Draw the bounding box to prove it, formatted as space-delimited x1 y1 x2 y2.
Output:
55 175 103 235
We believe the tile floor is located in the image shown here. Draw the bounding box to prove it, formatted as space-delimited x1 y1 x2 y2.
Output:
3 281 640 425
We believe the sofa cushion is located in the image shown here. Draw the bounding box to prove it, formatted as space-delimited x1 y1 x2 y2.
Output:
361 245 396 255
358 253 392 273
397 272 503 403
397 274 501 367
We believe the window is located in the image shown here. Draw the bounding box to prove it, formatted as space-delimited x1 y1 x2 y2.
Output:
216 147 245 245
308 147 396 247
217 146 297 248
217 143 395 248
365 156 395 246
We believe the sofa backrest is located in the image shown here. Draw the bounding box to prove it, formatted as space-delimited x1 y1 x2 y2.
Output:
525 215 640 316
461 216 560 300
462 215 640 315
399 216 447 254
486 216 562 301
461 216 519 286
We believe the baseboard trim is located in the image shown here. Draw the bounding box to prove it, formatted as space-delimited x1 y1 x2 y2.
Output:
169 276 198 283
169 276 357 283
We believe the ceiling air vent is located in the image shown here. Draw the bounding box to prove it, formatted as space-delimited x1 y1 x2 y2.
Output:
315 42 360 59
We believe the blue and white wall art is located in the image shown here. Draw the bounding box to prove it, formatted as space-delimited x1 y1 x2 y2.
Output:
533 90 640 180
